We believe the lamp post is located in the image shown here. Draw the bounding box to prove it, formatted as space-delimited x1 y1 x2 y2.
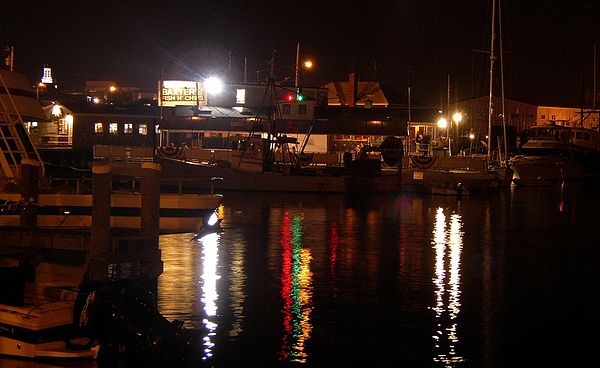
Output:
437 117 448 156
469 130 475 156
451 112 463 156
294 42 314 87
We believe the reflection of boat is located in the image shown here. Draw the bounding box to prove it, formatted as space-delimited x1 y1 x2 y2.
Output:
509 124 599 185
0 297 100 359
0 192 223 232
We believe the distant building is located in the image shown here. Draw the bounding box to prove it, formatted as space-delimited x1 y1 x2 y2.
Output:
537 106 599 130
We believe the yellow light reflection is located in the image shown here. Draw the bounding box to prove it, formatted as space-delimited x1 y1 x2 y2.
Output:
199 232 220 361
228 238 246 338
431 207 465 366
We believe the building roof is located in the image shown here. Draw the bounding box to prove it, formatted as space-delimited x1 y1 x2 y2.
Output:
324 73 388 107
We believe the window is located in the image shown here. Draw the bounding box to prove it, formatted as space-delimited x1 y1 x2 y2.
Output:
298 104 307 115
282 104 291 115
124 123 133 134
139 123 148 135
236 89 246 104
541 115 546 119
58 119 68 134
551 115 556 120
109 123 118 134
94 122 104 134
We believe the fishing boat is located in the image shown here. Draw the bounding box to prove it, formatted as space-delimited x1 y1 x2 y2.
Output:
509 123 599 185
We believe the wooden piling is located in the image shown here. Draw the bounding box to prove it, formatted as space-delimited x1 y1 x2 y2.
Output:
87 164 112 281
140 162 163 302
141 162 161 248
19 158 40 228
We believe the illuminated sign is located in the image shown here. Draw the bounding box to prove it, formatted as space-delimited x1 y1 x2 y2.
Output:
159 80 207 107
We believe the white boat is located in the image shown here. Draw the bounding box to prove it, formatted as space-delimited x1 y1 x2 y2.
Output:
509 124 599 185
0 192 223 232
0 299 100 359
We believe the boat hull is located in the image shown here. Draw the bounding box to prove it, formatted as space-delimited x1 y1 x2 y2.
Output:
157 157 404 193
400 167 509 192
510 156 584 185
0 300 100 360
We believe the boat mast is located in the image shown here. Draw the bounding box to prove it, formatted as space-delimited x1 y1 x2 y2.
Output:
487 0 497 160
499 0 508 165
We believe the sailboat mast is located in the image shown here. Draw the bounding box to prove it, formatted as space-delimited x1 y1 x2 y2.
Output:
499 0 508 164
487 0 497 160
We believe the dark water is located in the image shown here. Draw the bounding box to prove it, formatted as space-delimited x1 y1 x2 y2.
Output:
157 182 599 367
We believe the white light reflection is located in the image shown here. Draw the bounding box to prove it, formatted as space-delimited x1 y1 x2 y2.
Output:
199 232 220 361
431 207 465 366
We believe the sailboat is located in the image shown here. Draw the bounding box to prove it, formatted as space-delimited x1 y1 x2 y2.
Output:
482 0 513 186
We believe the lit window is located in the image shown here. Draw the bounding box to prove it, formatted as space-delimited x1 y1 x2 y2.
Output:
109 123 118 134
236 89 246 104
95 122 104 134
298 104 307 115
139 123 148 135
124 123 133 134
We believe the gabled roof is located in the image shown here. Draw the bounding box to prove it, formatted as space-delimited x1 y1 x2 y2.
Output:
323 74 388 107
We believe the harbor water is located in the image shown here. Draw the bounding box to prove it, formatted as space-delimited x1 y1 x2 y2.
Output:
156 181 599 367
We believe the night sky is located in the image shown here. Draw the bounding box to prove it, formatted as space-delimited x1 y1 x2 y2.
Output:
2 0 599 108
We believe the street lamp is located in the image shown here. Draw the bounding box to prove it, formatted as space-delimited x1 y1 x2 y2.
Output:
451 112 463 156
469 131 475 155
294 42 315 87
437 117 448 155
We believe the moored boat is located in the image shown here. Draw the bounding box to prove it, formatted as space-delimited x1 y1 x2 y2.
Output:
509 123 599 185
0 298 100 359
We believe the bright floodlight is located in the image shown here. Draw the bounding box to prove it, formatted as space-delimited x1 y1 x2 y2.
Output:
207 211 218 226
452 112 463 123
437 117 448 129
304 60 313 69
204 77 223 95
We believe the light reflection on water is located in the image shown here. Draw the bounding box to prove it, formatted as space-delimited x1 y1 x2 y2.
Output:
198 232 220 360
431 207 464 366
154 184 598 367
278 211 313 363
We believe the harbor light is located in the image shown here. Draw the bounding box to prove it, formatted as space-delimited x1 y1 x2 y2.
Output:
204 77 223 95
452 112 463 124
303 60 313 69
